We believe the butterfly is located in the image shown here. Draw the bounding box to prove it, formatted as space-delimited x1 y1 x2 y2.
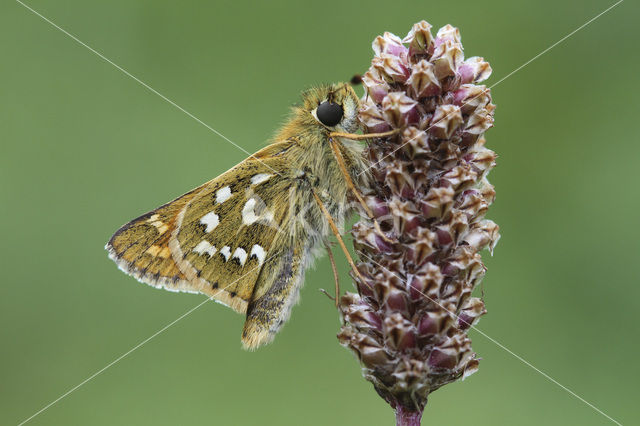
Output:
106 83 392 349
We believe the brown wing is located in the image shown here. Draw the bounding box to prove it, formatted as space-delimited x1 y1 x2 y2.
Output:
106 140 296 314
169 151 294 313
106 183 209 295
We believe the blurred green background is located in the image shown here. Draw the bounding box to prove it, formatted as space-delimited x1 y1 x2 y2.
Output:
2 0 637 425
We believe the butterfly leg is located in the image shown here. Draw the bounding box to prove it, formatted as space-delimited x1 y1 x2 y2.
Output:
323 240 340 307
311 189 365 283
328 139 393 244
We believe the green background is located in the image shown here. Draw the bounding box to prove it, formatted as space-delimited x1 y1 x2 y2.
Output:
2 0 637 425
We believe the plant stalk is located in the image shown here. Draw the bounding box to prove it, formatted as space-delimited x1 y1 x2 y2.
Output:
395 404 423 426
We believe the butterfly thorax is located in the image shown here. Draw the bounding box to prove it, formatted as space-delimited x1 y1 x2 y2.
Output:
275 112 367 238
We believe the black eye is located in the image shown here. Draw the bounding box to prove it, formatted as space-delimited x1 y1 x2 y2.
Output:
316 101 343 127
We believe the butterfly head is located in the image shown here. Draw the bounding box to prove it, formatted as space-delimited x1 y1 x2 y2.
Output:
302 83 360 134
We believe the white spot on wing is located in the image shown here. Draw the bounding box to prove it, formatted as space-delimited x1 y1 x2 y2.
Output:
242 199 258 225
233 248 248 266
251 173 272 185
250 244 266 266
200 212 219 233
216 186 232 204
193 240 217 257
220 246 231 261
242 198 274 226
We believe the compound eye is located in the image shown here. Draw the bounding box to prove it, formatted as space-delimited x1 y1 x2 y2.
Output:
316 101 343 127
